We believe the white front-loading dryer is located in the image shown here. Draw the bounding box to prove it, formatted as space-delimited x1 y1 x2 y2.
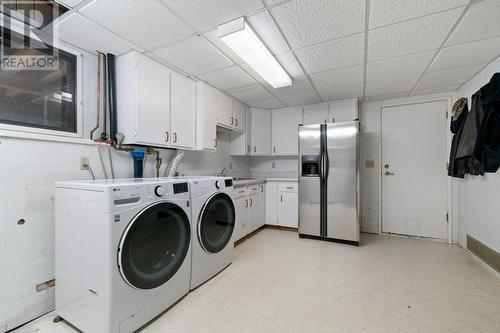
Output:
54 179 192 333
186 177 236 290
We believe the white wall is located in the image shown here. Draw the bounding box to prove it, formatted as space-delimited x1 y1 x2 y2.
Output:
454 56 500 253
359 92 457 234
0 49 249 331
250 156 298 178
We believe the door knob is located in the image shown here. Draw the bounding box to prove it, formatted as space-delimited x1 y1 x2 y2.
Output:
385 171 395 176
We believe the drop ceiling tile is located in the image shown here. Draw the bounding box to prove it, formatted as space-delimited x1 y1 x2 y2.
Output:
247 11 290 56
247 98 285 109
366 51 435 82
55 13 135 55
317 84 364 102
365 75 420 96
416 65 483 89
310 65 364 101
226 85 273 102
410 85 460 96
369 0 469 29
80 0 193 50
362 91 410 102
152 36 233 75
163 0 263 32
431 37 500 72
264 75 314 97
280 91 322 107
56 0 86 8
368 7 464 62
204 29 244 64
446 0 500 46
271 0 365 49
198 66 256 91
295 33 365 74
310 65 365 91
264 0 290 7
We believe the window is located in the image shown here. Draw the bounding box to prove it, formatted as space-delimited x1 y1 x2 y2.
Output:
0 26 77 133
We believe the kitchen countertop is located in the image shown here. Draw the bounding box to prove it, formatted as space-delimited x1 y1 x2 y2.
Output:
233 177 298 188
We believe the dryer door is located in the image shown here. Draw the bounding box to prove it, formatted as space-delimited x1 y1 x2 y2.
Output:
198 192 235 253
118 202 191 290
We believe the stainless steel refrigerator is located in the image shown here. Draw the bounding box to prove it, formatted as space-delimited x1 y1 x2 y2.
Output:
298 121 360 246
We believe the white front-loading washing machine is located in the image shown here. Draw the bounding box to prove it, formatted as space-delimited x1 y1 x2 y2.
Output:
185 177 236 290
54 179 192 333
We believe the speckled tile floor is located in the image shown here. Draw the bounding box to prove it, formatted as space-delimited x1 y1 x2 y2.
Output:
13 229 500 333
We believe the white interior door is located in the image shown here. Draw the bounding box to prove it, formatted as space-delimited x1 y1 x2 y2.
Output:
381 101 448 240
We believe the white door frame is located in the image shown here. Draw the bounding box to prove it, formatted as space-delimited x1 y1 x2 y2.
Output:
378 97 454 243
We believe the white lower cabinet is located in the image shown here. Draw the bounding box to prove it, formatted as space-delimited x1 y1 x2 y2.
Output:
266 181 298 228
233 188 249 242
234 181 297 242
277 191 299 228
259 183 266 228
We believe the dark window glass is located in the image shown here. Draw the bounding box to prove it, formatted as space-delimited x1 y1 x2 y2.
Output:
119 202 191 290
198 193 235 253
0 27 77 133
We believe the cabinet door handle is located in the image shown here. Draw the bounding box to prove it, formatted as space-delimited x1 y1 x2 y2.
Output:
260 185 263 192
249 198 253 206
245 199 248 208
235 118 238 127
253 146 256 153
165 131 169 142
214 138 217 147
280 195 283 202
273 146 276 153
231 116 234 125
247 145 250 153
173 132 177 143
286 186 294 190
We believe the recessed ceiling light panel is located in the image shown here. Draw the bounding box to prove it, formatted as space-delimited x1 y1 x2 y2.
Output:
218 17 292 88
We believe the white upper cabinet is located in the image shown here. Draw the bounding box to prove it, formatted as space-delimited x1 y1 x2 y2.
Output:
117 51 171 147
328 98 358 123
303 103 328 125
230 104 251 156
171 72 195 149
217 92 233 128
250 109 272 155
116 51 196 149
232 101 246 132
196 82 218 151
271 107 303 155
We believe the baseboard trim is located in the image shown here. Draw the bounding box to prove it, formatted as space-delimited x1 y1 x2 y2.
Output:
466 234 500 274
263 224 299 232
234 225 298 247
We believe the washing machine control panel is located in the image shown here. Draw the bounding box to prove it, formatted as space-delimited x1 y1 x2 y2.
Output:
154 185 167 197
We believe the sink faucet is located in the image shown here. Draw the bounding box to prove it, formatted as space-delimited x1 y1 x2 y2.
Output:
218 167 228 177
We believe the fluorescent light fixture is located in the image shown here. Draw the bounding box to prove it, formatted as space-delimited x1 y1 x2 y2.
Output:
218 17 292 89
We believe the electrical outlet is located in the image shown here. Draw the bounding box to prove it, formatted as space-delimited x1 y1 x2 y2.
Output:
272 161 276 169
229 162 233 170
80 156 89 170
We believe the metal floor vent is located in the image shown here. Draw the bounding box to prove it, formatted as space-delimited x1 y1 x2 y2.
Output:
467 235 500 273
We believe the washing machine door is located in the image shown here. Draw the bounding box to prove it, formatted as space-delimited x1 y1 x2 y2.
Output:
118 202 191 290
198 192 235 253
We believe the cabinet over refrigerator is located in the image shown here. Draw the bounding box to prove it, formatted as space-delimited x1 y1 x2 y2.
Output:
298 121 360 246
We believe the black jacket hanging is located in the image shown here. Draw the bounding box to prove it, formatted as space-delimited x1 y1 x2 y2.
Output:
455 93 485 176
473 73 500 173
448 98 468 178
